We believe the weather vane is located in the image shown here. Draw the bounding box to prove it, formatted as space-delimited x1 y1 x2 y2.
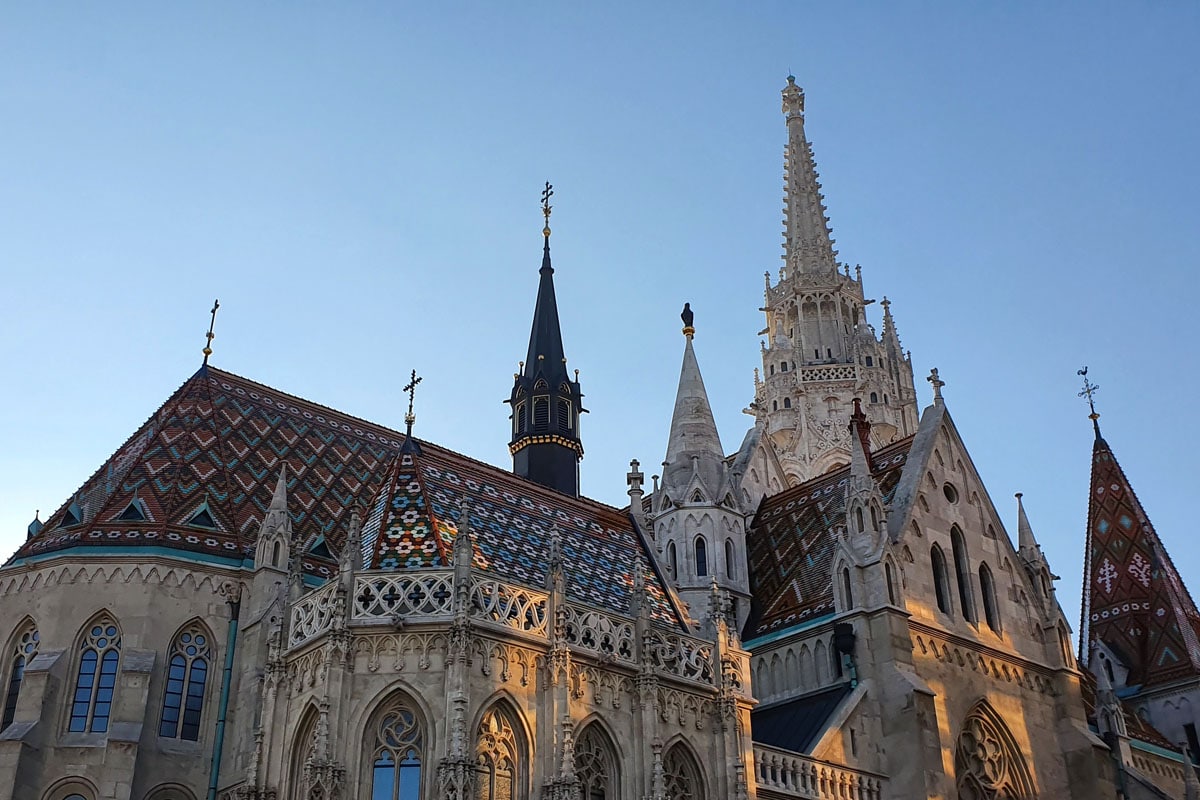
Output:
202 299 220 366
403 369 423 428
541 181 554 237
1077 366 1100 420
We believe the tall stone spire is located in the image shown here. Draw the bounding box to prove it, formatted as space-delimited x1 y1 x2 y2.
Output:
781 76 837 275
1015 492 1039 557
661 312 726 500
507 183 585 496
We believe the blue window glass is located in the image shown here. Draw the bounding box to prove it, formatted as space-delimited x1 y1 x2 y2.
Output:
160 625 211 742
370 701 423 800
2 625 39 730
69 620 121 733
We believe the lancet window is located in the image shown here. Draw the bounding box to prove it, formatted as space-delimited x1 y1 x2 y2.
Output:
576 724 618 800
951 526 976 623
69 616 121 733
2 622 38 730
694 537 708 577
369 698 424 800
979 563 1000 633
476 705 522 800
159 623 212 741
663 743 704 800
932 545 952 616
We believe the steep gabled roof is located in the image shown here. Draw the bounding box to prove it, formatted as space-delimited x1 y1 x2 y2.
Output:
1081 432 1200 687
744 435 913 640
11 366 684 627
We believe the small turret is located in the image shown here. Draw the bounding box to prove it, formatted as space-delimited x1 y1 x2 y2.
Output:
254 466 292 572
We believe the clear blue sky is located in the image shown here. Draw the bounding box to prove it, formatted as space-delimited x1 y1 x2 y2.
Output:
1 3 1197 642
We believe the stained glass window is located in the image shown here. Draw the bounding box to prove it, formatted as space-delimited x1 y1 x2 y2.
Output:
159 624 212 740
370 699 423 800
69 619 120 733
2 624 38 729
476 706 520 800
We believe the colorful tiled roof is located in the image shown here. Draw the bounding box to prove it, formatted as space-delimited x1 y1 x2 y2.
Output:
11 366 682 626
1080 433 1200 687
744 436 914 640
361 447 681 625
1078 670 1178 752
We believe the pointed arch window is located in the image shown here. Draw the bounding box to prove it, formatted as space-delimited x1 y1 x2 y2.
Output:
931 546 952 616
2 623 39 730
533 397 549 429
69 617 121 733
951 526 976 623
724 539 736 581
515 401 527 435
369 697 424 800
854 506 865 532
667 541 678 581
576 724 619 800
663 743 705 800
694 537 708 577
783 397 791 409
476 706 522 800
979 563 1001 633
841 567 853 610
159 623 212 741
557 399 572 431
955 703 1036 799
885 561 897 605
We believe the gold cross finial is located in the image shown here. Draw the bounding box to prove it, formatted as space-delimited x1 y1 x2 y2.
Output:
541 182 554 238
403 369 423 428
202 299 220 365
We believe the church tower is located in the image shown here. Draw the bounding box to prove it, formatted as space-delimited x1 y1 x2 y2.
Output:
751 77 918 484
507 184 585 496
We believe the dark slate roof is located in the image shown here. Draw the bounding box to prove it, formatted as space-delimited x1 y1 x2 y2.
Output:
744 436 914 640
11 366 685 627
751 683 853 754
1081 433 1200 687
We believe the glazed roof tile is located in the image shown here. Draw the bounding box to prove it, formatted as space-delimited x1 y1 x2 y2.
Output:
12 367 684 626
744 436 914 640
1080 434 1200 687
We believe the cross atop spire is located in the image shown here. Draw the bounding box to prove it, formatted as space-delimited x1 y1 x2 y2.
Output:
541 181 554 238
927 368 945 404
1078 366 1102 439
202 299 220 366
401 369 423 455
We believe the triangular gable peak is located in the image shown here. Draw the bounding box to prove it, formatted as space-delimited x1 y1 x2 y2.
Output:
745 435 913 640
1081 434 1200 687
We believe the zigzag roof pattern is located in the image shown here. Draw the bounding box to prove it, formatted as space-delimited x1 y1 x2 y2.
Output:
744 435 913 640
1080 433 1200 687
11 367 684 626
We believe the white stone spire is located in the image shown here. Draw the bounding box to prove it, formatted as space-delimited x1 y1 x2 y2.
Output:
661 325 726 501
781 76 838 275
1016 492 1039 556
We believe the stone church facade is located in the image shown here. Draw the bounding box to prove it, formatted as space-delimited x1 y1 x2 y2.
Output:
0 79 1195 800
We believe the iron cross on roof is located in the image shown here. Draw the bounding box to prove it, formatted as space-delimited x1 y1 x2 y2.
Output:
202 299 220 366
1077 366 1100 418
403 369 423 427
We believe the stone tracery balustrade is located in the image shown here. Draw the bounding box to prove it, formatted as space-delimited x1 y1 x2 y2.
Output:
289 579 340 647
287 569 719 686
800 364 857 383
754 744 885 800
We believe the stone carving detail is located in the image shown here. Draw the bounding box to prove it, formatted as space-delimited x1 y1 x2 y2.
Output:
475 707 520 800
576 725 617 799
800 364 857 383
291 581 340 647
469 578 549 636
954 703 1036 800
644 629 715 684
663 745 705 800
353 572 455 621
562 604 636 664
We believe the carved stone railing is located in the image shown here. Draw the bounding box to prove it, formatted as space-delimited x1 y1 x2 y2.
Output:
754 745 884 800
562 603 636 665
469 577 549 637
289 579 340 647
800 364 856 383
644 628 715 684
353 571 455 621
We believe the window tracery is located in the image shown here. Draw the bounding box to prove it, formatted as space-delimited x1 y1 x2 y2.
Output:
475 706 520 800
370 698 423 800
3 622 38 730
160 623 212 740
69 617 120 733
663 744 704 800
955 703 1036 800
575 724 617 800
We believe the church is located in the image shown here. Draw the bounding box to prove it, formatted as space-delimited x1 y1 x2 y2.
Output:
1 77 1197 800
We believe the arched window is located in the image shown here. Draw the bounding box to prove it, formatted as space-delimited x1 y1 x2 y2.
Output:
2 622 38 730
869 392 878 403
289 707 319 798
557 399 572 431
865 356 873 367
476 705 522 800
841 567 853 609
694 538 708 577
515 402 527 434
159 623 212 741
271 539 282 568
783 397 791 409
69 616 121 733
666 541 677 581
955 702 1037 799
576 723 619 800
951 527 976 623
979 563 1001 633
369 696 424 800
724 539 736 580
854 506 865 532
663 743 705 800
885 561 897 605
931 546 952 616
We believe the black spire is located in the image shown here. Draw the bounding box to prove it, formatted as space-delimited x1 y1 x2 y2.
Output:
507 184 585 496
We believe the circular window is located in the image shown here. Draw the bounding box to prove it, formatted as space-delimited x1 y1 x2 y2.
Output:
943 483 959 503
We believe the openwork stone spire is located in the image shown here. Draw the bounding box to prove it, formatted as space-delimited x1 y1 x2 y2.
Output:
782 76 837 275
